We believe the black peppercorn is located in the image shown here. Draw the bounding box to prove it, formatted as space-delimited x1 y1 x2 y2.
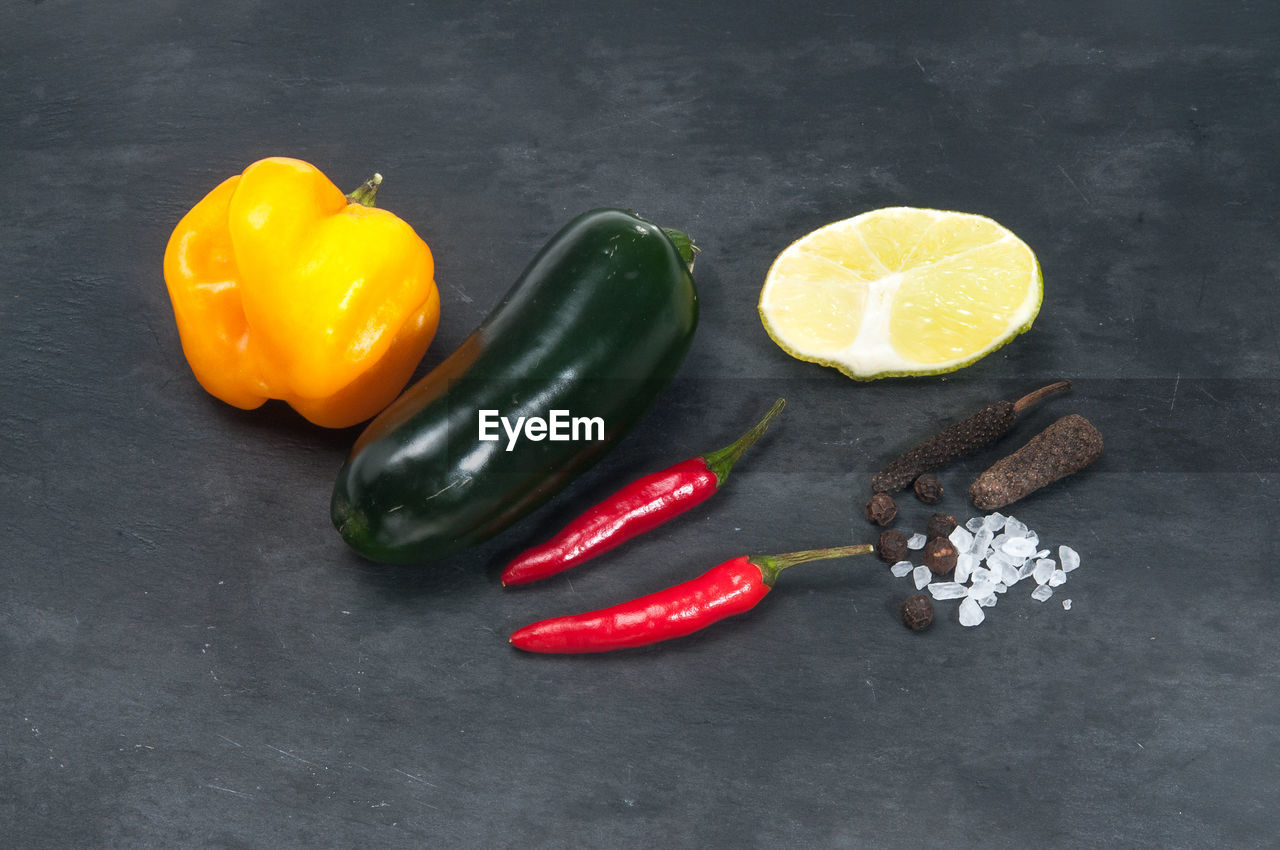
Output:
923 537 958 575
877 529 909 563
901 594 934 630
865 492 898 526
925 513 958 540
913 473 943 504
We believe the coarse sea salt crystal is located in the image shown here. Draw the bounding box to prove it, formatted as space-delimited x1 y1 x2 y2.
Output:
972 527 994 556
1003 536 1039 559
986 550 1014 573
969 567 996 586
1000 562 1021 586
928 582 968 600
967 578 996 600
885 514 1083 625
958 596 985 626
948 525 975 554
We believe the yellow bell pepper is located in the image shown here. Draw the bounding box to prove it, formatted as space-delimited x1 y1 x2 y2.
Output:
163 157 440 428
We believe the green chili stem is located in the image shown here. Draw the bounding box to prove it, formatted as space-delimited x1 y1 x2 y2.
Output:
751 544 875 587
701 398 787 486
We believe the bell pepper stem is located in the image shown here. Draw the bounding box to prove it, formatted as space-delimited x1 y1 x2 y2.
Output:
346 173 383 207
751 544 874 587
701 398 786 486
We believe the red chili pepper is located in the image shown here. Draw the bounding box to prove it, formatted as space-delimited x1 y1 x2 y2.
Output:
508 544 873 653
500 398 787 587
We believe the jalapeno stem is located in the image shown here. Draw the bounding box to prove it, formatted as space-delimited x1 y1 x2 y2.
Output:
661 226 699 271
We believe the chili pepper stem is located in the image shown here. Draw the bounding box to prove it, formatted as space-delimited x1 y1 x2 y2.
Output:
1012 380 1072 414
701 398 786 485
345 173 383 207
750 544 874 587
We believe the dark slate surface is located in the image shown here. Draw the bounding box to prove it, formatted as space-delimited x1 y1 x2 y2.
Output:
3 2 1277 846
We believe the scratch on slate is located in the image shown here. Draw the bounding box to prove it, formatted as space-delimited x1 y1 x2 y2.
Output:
1169 373 1180 412
394 768 438 788
266 744 317 767
205 784 254 799
120 529 157 548
1057 165 1091 206
1195 274 1209 307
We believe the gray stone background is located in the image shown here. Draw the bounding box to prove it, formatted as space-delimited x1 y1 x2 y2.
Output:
3 1 1276 846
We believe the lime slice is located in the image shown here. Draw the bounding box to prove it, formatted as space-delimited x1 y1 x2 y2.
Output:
758 207 1042 379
